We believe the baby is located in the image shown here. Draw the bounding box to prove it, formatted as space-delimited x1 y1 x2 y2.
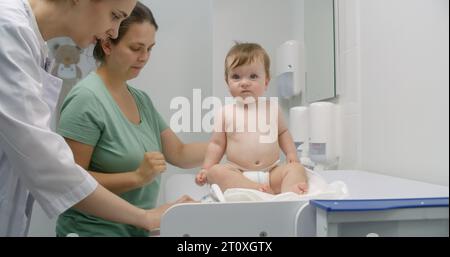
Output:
195 42 308 194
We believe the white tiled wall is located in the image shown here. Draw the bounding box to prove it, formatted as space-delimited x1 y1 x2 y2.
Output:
335 0 362 170
336 0 449 186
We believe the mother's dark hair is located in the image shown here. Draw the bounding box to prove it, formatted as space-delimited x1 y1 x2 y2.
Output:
93 1 158 63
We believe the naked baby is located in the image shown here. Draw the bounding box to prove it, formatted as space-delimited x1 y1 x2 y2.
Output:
196 42 308 195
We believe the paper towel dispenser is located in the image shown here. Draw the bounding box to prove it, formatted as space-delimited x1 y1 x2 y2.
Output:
275 40 305 99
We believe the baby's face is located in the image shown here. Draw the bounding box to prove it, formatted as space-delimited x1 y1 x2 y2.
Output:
227 61 269 101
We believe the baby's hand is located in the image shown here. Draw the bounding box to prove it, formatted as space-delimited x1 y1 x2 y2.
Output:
195 169 208 186
287 155 300 164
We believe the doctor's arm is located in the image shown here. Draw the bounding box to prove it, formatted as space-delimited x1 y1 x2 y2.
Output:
73 184 192 231
0 116 162 229
160 128 207 169
65 138 194 228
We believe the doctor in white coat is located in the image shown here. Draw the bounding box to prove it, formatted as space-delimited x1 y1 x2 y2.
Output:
0 0 191 236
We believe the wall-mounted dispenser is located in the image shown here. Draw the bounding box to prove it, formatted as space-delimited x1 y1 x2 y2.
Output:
290 106 315 169
290 106 309 156
308 101 337 170
289 102 339 171
275 40 305 99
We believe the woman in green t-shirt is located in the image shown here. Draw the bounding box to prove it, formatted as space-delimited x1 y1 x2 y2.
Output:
56 2 206 236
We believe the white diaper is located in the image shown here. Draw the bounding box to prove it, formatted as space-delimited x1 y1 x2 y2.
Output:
224 169 349 202
242 171 270 185
227 159 280 185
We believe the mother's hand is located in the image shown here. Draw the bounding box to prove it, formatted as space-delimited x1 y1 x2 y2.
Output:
135 152 166 186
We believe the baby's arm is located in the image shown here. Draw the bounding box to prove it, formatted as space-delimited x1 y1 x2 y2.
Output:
203 130 227 169
277 106 299 163
195 110 227 186
195 132 226 185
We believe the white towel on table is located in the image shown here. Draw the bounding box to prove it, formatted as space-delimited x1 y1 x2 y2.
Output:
204 169 348 203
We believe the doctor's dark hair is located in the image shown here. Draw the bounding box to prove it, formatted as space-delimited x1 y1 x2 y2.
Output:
93 1 158 63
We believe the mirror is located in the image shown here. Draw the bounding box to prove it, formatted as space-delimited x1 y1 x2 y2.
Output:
211 0 337 105
304 0 337 103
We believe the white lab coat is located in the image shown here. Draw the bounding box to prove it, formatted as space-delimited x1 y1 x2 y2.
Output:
0 0 98 236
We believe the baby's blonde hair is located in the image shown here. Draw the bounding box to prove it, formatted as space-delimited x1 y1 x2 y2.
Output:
224 42 271 83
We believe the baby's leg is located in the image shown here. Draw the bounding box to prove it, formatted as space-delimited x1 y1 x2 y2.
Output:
269 163 308 194
206 164 273 193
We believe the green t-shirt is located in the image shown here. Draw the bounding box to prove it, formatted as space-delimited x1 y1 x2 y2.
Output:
56 72 168 237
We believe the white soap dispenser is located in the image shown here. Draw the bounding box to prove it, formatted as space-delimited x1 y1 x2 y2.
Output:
308 101 338 170
276 40 305 99
289 106 314 169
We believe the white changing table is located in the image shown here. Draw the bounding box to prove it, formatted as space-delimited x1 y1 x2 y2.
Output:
312 170 449 236
160 170 449 237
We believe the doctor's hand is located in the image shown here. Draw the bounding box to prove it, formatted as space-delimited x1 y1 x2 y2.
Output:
143 195 196 230
195 169 208 186
135 152 166 186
